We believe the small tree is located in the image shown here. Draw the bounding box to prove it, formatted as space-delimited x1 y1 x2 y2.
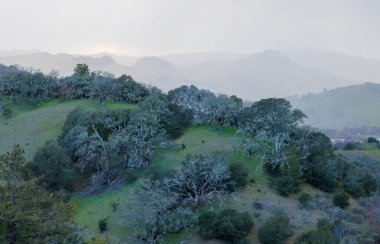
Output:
367 137 379 143
198 209 254 243
28 140 75 191
333 190 350 208
162 154 230 210
295 227 338 244
227 163 248 191
273 176 300 196
258 215 293 244
98 219 108 233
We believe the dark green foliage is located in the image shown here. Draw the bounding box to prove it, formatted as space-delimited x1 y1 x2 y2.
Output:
87 122 113 141
333 190 350 208
28 140 76 191
344 142 357 150
300 132 337 192
0 64 149 104
273 176 301 196
298 193 312 208
0 145 80 243
124 169 139 183
74 63 90 77
227 163 248 191
257 215 293 244
198 209 254 243
98 219 107 233
165 103 193 139
343 169 377 198
2 107 12 119
145 164 176 180
113 74 149 103
59 107 90 142
239 98 306 136
294 227 338 244
367 137 379 143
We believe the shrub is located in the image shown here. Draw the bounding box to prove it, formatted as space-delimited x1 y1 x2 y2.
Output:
124 169 139 183
294 226 338 244
98 219 107 233
273 176 301 196
367 137 379 143
198 209 254 243
343 170 377 198
333 190 350 208
2 107 12 119
344 142 357 150
28 140 76 191
227 163 248 191
258 215 293 244
298 193 311 208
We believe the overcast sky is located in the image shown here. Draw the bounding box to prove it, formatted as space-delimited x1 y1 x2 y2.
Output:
0 0 379 58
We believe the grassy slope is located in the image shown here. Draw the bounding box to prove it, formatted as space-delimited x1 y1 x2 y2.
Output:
0 99 135 160
0 100 372 243
72 125 269 243
289 82 380 129
337 149 380 160
72 126 333 243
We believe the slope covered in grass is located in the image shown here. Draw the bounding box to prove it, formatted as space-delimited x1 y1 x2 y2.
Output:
72 125 267 242
0 99 135 159
289 82 380 129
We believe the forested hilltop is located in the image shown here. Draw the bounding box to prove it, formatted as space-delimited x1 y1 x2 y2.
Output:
0 64 379 243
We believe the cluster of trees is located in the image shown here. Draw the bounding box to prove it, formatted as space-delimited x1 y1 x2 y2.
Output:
0 145 80 243
29 91 192 194
168 85 244 126
228 98 378 200
0 64 149 106
127 154 249 243
1 63 378 242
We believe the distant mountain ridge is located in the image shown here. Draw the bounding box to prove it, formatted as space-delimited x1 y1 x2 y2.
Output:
0 49 375 100
288 82 380 129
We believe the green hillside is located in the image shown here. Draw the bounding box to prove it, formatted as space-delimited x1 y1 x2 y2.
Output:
289 82 380 129
0 98 376 243
0 99 135 159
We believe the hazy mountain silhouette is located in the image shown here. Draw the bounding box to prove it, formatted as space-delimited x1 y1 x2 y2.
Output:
0 49 359 100
285 49 380 83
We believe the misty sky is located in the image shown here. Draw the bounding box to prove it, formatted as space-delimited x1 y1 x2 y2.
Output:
0 0 380 58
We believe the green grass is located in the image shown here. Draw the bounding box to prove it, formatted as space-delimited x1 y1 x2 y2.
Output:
337 149 380 160
72 125 267 242
0 98 136 160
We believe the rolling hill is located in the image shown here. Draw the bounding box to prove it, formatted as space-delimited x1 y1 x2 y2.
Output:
288 82 380 130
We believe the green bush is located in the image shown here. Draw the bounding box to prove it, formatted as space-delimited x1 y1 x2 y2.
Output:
258 215 293 244
124 169 139 183
28 140 76 191
298 193 311 208
294 226 338 244
2 107 12 119
98 219 107 233
367 137 379 143
344 142 357 150
333 190 350 208
273 176 301 196
343 170 377 198
227 163 248 191
198 209 254 243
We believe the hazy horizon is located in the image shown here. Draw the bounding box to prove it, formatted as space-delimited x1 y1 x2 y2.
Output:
1 0 380 59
